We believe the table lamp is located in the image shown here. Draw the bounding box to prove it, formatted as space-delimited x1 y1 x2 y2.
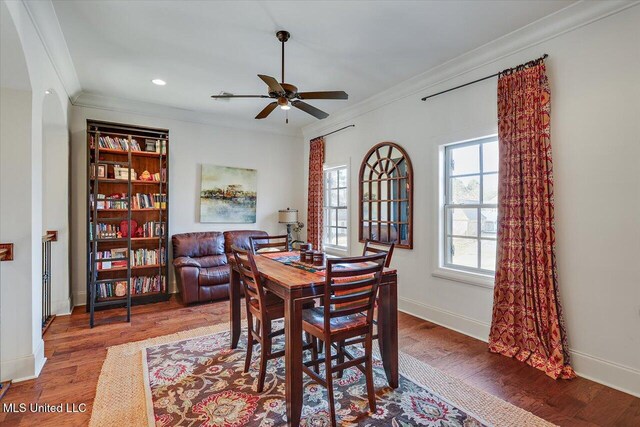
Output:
278 208 303 250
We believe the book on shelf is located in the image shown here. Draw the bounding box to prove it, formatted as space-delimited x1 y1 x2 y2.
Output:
91 135 141 152
96 275 166 299
142 221 166 238
90 223 120 240
132 193 166 209
130 247 165 267
144 139 167 155
91 193 128 210
90 221 166 240
93 247 165 270
111 248 128 268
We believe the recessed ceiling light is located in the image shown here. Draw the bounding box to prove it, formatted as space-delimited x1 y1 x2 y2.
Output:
151 79 166 86
45 90 51 95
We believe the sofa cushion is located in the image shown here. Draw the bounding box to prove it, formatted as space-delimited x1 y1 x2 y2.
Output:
172 232 225 258
223 230 268 254
198 265 230 287
195 254 227 268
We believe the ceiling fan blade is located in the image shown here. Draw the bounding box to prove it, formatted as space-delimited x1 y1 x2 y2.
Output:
258 74 285 95
297 91 348 100
210 94 270 98
291 100 329 120
255 102 278 119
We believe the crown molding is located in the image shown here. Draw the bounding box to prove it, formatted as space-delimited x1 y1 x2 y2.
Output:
302 0 639 138
22 0 81 99
73 91 303 138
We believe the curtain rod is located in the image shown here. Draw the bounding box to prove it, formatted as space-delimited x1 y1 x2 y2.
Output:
421 54 548 101
313 124 355 140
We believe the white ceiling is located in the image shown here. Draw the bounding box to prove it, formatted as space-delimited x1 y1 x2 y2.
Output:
51 0 575 129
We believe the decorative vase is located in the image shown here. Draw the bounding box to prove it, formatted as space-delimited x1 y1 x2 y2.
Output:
119 219 138 238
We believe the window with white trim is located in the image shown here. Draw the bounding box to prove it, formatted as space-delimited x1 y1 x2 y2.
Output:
443 136 499 275
323 165 348 251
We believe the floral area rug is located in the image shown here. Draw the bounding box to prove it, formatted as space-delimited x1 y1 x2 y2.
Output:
89 322 555 427
142 326 487 427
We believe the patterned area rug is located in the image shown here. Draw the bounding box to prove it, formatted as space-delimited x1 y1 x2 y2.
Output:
143 327 484 426
89 322 555 427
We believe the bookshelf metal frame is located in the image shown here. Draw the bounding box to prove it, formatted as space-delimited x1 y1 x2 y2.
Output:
86 120 170 327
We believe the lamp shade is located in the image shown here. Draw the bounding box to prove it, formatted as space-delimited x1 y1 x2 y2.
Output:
278 208 298 224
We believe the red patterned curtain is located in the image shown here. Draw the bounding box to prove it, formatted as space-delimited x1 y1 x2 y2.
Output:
488 62 575 380
307 137 325 250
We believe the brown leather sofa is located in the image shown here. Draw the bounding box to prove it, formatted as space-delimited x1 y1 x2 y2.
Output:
172 230 268 304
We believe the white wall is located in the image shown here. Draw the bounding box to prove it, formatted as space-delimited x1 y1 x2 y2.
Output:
0 0 71 382
69 106 305 304
0 88 34 381
303 7 640 396
42 95 71 315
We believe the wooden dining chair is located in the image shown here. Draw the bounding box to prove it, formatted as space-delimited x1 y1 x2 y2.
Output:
250 234 289 254
318 242 394 357
301 253 387 426
363 240 395 267
232 245 287 392
232 245 315 392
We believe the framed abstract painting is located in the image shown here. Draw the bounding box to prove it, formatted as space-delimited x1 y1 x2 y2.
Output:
200 164 257 223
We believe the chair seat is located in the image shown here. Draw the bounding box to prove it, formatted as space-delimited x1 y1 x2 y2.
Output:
302 306 367 334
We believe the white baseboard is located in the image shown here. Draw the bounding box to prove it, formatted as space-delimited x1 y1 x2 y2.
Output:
52 297 72 315
33 339 46 379
398 296 491 342
398 297 640 398
1 339 47 383
74 291 86 306
570 350 640 398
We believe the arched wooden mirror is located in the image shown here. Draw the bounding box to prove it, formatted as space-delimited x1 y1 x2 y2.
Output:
359 142 413 249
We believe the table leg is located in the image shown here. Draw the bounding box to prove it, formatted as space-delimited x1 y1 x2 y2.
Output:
378 278 399 388
284 293 303 426
229 265 241 349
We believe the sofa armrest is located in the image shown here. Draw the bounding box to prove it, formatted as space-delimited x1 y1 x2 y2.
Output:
174 265 199 304
173 256 201 269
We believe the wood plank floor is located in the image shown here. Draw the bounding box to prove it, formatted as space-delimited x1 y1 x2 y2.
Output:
0 296 637 426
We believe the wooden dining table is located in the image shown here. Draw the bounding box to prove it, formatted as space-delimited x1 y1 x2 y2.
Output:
229 253 399 426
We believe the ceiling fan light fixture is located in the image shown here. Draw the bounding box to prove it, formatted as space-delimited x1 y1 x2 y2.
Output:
278 97 290 110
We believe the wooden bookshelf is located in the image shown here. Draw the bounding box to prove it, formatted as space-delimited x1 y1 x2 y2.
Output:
86 120 170 327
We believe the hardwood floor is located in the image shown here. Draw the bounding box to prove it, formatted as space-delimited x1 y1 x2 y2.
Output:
0 296 637 426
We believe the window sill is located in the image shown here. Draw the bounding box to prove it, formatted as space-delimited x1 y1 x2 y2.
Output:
432 267 494 289
324 246 348 257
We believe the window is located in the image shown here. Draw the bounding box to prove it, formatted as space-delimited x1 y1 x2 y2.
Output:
323 165 348 251
443 136 498 275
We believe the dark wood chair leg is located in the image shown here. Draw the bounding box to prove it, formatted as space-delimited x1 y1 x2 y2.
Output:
365 335 377 413
324 342 337 427
256 320 270 393
311 336 319 373
244 317 254 373
337 341 345 378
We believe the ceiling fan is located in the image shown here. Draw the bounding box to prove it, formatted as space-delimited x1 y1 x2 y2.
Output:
211 30 348 121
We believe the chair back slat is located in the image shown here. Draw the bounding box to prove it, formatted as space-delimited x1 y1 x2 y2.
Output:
250 234 289 253
331 304 372 318
232 245 267 312
328 263 386 278
324 253 386 334
363 240 395 268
